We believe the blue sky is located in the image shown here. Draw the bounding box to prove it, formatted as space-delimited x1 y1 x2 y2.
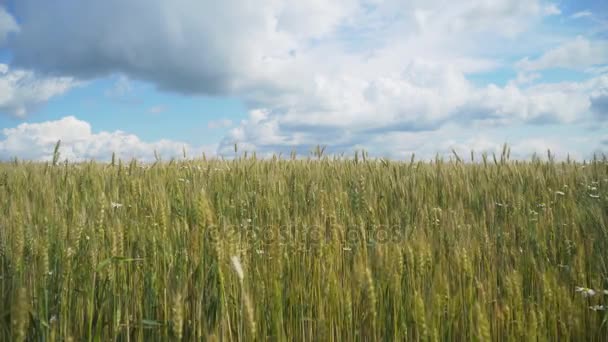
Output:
0 76 247 145
0 0 606 161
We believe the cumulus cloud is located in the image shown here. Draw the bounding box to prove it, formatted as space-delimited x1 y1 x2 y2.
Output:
0 6 19 45
0 64 77 117
9 0 362 95
590 75 608 119
219 69 606 156
460 77 597 125
345 125 592 162
434 136 568 161
8 0 560 95
5 0 604 160
0 116 216 161
517 36 608 71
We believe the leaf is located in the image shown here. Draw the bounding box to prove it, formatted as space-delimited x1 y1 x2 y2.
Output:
95 257 144 272
141 319 163 327
95 258 114 272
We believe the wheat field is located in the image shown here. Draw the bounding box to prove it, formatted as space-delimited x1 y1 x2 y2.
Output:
0 150 607 341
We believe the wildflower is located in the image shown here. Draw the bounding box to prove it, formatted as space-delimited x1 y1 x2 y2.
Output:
589 305 606 311
256 249 264 255
555 191 565 196
111 202 123 209
589 194 600 199
343 247 352 251
178 178 189 183
575 286 596 297
230 256 244 281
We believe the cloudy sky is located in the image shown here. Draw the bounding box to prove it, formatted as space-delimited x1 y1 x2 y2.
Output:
0 0 606 161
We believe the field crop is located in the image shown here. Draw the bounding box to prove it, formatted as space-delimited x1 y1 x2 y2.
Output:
0 151 607 340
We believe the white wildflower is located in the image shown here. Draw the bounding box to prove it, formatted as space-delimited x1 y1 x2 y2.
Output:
555 191 565 196
111 202 123 209
589 194 600 199
230 256 244 281
589 305 606 311
575 286 596 297
343 247 352 251
256 249 264 255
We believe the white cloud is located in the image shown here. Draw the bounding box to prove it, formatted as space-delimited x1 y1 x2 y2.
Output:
341 125 591 161
0 6 19 45
10 0 364 95
514 71 542 85
446 136 573 161
105 75 133 98
9 0 560 95
590 75 608 119
463 77 596 124
219 72 607 157
0 116 216 161
571 11 592 19
6 0 605 160
0 64 77 117
517 36 608 71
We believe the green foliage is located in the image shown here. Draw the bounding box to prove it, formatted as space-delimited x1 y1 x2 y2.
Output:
0 154 607 340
